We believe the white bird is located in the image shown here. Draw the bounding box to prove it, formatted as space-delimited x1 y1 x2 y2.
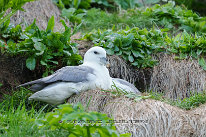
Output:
18 47 112 105
111 78 141 94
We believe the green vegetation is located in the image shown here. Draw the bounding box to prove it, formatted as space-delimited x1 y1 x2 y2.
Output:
56 0 161 25
83 21 206 69
174 0 206 16
139 1 206 34
0 89 130 136
0 16 82 76
0 0 35 25
0 88 203 136
61 1 206 34
53 0 158 11
104 85 206 110
83 26 206 69
1 0 206 136
149 91 206 110
80 8 153 32
39 103 130 137
0 89 65 136
83 27 166 68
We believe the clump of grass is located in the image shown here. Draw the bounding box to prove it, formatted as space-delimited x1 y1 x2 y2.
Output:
149 91 206 110
103 83 151 102
0 89 68 136
81 8 154 32
0 88 53 111
175 92 206 110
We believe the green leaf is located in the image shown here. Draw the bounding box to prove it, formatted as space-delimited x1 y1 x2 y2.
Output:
128 55 134 62
120 133 132 137
63 50 71 56
36 50 44 56
73 0 81 9
132 50 143 58
123 33 134 46
198 57 206 70
61 8 76 18
106 49 114 55
49 60 58 65
46 16 55 33
132 62 139 66
34 42 46 51
40 60 47 66
26 57 36 70
72 22 82 35
116 50 122 55
197 49 202 56
114 45 119 51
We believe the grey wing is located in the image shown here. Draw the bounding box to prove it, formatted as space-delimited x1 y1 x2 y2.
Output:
43 66 94 83
18 66 95 91
112 78 140 94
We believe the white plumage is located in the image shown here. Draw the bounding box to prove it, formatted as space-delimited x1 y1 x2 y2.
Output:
19 47 112 105
19 46 141 105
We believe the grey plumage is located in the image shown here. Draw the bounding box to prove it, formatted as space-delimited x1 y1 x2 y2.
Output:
112 78 140 94
18 66 94 91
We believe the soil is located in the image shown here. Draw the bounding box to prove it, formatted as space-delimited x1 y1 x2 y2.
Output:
0 54 40 95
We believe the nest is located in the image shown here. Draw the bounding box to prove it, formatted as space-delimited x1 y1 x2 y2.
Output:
150 53 206 99
68 90 206 137
9 0 67 31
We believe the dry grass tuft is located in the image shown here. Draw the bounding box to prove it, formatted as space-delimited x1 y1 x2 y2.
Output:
108 55 152 91
150 53 206 99
68 90 206 137
9 0 67 31
188 104 206 137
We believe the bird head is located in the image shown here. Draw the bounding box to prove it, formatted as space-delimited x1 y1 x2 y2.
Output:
83 46 108 66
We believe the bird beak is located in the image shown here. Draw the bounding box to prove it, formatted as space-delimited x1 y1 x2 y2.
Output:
100 57 109 66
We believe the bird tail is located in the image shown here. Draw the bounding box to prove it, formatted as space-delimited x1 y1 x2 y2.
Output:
16 79 41 88
28 96 34 101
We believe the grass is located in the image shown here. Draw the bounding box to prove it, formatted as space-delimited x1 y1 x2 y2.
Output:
103 84 206 110
0 89 69 136
149 91 206 110
0 88 205 136
80 8 155 32
107 82 206 110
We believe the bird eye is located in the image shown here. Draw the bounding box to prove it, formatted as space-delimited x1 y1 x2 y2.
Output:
94 51 99 54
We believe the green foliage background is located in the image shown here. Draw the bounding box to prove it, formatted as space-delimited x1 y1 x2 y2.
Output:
1 0 206 136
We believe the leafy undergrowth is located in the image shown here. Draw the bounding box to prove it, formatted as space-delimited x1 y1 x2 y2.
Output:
83 26 206 69
77 1 206 33
135 1 206 34
83 27 167 68
0 16 82 76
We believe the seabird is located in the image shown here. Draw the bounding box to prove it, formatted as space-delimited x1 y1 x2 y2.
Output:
18 46 112 105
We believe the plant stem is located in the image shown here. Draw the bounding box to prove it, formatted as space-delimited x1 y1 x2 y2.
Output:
0 9 18 25
86 126 91 137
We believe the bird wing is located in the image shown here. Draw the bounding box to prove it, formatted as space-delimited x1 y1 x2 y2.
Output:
112 78 140 94
18 66 95 89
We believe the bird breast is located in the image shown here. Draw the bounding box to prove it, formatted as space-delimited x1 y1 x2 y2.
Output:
93 66 112 90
